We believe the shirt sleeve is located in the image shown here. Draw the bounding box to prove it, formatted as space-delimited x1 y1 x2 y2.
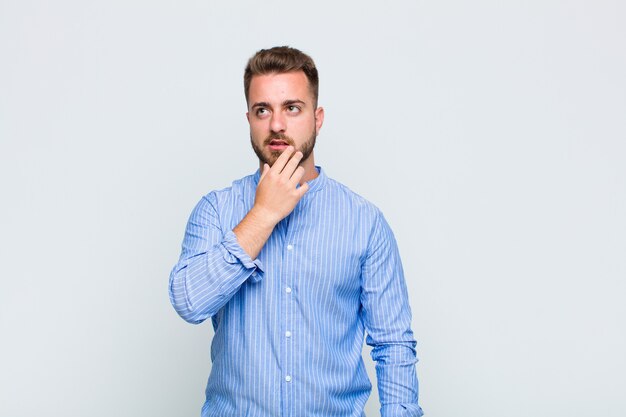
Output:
168 193 264 324
360 210 424 417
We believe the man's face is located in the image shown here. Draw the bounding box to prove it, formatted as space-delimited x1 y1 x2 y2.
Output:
247 71 324 167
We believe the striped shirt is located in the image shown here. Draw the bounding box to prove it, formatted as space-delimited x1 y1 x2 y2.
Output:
169 166 423 417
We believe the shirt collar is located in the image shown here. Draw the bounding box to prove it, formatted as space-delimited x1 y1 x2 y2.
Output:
253 165 327 194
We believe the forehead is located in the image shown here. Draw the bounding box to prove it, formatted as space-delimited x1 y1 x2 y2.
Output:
248 71 312 104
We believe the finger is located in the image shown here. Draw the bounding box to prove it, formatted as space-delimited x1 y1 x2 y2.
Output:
297 181 310 197
270 146 295 173
288 165 306 186
282 151 304 177
259 163 270 182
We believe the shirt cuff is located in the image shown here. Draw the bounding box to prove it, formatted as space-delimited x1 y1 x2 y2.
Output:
381 403 424 417
219 230 265 282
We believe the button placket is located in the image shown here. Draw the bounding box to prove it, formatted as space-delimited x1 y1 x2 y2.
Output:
283 229 296 403
284 265 293 385
281 209 303 409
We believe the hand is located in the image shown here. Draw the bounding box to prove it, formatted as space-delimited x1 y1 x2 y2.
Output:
252 146 309 225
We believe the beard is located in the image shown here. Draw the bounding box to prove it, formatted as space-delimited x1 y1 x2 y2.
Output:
251 128 317 167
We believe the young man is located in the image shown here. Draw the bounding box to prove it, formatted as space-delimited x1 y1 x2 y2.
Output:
169 46 423 417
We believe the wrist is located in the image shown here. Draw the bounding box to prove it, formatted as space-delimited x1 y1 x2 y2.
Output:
248 205 281 229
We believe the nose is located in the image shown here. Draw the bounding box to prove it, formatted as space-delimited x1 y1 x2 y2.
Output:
269 111 286 133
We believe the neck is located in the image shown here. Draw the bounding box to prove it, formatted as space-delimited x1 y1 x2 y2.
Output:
299 153 319 183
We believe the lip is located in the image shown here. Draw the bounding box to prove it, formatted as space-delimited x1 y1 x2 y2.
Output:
268 144 289 151
267 139 290 151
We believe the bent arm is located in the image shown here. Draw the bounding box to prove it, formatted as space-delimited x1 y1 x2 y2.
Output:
361 211 423 417
168 193 264 324
169 150 310 324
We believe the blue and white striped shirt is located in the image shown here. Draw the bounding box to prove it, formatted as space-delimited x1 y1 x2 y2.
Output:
169 166 423 417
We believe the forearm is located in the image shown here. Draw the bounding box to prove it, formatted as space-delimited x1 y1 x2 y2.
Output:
232 206 278 259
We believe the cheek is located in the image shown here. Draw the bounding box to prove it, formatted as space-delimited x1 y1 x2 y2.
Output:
249 121 265 136
296 118 314 132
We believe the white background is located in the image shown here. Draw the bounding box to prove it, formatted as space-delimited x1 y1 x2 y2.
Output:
1 1 625 416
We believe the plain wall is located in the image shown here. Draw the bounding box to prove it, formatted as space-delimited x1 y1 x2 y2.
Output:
1 1 625 416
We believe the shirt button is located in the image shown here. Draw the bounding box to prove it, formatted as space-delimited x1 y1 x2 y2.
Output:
287 244 293 251
285 287 292 294
285 331 292 338
285 375 292 382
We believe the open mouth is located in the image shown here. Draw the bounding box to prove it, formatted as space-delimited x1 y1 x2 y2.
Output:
268 139 291 150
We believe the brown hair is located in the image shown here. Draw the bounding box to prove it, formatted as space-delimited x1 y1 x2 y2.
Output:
244 46 319 107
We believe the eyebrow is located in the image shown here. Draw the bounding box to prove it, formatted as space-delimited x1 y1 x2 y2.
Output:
250 101 269 109
251 99 306 109
283 99 306 107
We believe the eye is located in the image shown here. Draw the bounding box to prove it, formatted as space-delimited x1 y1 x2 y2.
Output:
287 105 301 113
255 108 269 117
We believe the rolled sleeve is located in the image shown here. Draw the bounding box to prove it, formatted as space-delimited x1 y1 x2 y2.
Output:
219 230 264 283
381 403 424 417
168 194 265 324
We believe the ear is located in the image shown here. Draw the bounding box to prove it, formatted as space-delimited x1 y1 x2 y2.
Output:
246 111 250 123
314 106 324 134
